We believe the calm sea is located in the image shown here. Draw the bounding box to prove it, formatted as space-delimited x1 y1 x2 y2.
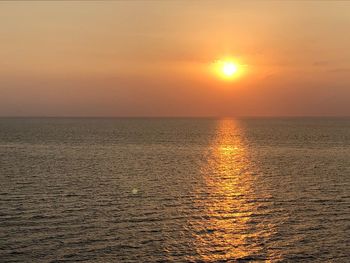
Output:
0 118 349 262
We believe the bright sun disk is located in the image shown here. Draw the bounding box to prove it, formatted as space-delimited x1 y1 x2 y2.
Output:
212 59 243 81
222 62 237 77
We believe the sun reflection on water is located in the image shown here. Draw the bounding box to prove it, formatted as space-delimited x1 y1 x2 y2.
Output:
189 119 274 261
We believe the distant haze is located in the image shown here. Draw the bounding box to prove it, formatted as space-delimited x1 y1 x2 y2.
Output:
1 1 350 117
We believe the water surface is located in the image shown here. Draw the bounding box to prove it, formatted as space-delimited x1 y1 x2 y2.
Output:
0 118 349 262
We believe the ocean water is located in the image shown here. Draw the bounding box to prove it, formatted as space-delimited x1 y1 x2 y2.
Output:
0 118 349 262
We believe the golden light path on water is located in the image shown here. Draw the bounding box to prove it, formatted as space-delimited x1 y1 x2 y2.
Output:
189 119 276 261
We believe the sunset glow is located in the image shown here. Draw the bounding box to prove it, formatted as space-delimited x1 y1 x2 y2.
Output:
1 2 350 116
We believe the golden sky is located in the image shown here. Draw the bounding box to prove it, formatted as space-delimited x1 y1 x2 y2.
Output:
1 1 350 116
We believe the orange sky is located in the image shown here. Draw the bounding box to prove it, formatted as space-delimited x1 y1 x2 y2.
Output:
1 1 350 116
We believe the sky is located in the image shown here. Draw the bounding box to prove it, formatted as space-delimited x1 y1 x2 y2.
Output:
1 1 350 117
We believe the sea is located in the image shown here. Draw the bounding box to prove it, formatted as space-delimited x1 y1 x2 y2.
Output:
0 118 349 262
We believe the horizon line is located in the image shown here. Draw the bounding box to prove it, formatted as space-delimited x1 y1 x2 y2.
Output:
0 115 350 119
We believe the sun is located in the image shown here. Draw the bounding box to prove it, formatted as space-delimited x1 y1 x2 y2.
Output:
212 59 241 80
222 62 238 77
